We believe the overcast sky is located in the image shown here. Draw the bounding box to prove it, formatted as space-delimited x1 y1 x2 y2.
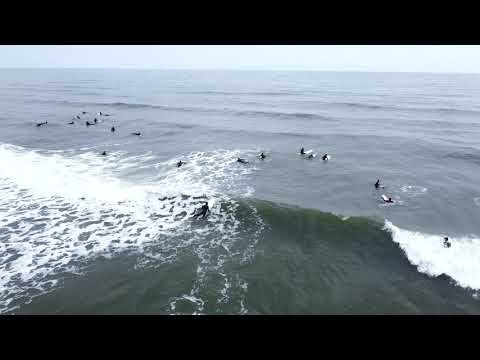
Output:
0 46 479 73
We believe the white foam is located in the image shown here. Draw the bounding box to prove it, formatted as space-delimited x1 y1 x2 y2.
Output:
384 220 480 290
474 197 480 206
0 143 264 313
399 185 428 196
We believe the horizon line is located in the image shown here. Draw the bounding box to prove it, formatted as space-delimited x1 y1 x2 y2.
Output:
0 67 479 75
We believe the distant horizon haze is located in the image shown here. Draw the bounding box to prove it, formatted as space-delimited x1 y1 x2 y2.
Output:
0 45 479 73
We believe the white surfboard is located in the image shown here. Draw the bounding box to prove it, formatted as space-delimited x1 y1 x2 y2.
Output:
382 195 394 203
208 198 216 209
299 149 313 155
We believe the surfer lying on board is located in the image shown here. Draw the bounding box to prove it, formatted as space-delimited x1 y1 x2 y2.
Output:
193 202 210 219
306 153 315 159
237 157 248 164
383 195 394 203
36 121 48 127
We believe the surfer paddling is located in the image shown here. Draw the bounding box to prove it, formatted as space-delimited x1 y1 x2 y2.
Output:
382 195 394 203
193 202 210 219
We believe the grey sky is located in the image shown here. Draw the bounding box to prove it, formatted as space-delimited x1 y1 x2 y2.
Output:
0 45 479 73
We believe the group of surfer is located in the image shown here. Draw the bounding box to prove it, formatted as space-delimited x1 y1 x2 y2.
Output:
37 112 142 156
300 147 330 161
374 179 393 203
36 113 453 248
374 178 452 247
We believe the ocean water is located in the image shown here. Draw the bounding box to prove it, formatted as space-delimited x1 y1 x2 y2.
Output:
1 68 480 314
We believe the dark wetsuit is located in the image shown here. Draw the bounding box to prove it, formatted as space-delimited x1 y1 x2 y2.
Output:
111 126 115 132
132 132 141 136
86 121 93 126
193 203 210 219
237 158 248 164
101 151 107 156
259 153 266 160
68 121 75 125
375 180 380 189
444 237 451 248
300 148 305 155
322 154 328 161
36 121 48 127
177 161 185 168
94 118 98 124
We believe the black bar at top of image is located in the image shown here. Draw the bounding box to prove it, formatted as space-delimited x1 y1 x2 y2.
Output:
1 4 479 44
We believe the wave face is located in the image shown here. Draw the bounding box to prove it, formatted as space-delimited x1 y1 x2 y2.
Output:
0 143 264 314
2 143 480 314
384 221 480 291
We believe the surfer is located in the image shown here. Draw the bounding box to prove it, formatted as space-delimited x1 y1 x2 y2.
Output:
94 118 98 124
86 121 93 126
259 152 266 160
322 154 329 161
98 112 103 116
306 153 314 159
177 160 186 168
36 121 48 127
101 151 107 156
111 126 115 132
193 202 210 219
237 157 248 164
68 121 75 125
81 111 87 114
75 115 80 120
375 179 382 189
132 132 141 136
383 196 394 203
300 147 305 155
443 237 451 248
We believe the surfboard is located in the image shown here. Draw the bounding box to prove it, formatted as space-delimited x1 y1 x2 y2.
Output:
298 149 313 155
382 195 393 203
208 198 216 209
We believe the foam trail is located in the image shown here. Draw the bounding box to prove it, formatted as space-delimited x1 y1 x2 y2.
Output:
0 143 263 313
384 220 480 291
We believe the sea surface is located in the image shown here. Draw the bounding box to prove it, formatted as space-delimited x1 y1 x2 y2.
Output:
1 69 480 314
